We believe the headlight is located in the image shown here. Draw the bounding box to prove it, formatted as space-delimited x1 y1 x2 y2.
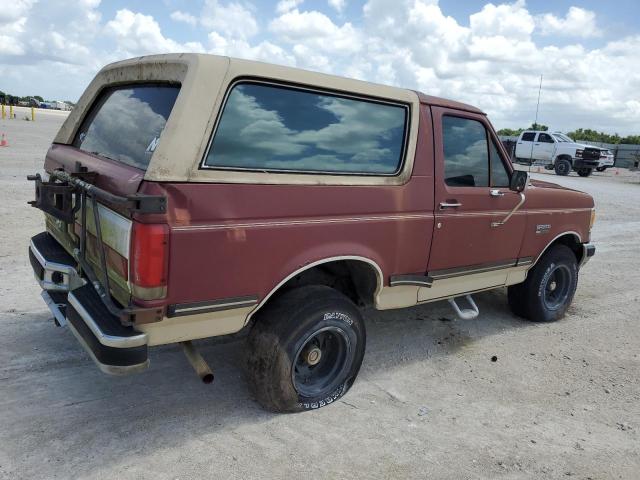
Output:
590 208 596 231
575 149 583 158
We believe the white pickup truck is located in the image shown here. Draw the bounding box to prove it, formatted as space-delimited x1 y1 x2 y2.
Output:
515 131 614 177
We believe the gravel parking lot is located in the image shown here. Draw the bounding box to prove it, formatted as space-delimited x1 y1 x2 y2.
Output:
0 111 638 479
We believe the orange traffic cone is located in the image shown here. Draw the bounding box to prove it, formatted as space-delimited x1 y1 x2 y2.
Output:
0 133 7 147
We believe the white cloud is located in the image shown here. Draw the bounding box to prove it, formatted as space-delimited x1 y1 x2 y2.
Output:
105 9 204 57
0 0 638 135
328 0 345 13
170 10 198 26
276 0 304 14
0 17 27 55
537 6 600 38
208 31 295 66
470 0 534 40
201 0 258 40
269 9 361 60
0 0 36 24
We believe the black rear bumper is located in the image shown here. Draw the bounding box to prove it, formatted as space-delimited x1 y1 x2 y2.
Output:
30 232 149 375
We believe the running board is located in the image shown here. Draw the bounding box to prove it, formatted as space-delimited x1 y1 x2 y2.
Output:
448 295 479 320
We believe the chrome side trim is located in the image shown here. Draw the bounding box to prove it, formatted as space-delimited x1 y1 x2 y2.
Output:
67 292 148 348
247 255 384 323
65 319 150 376
168 296 259 317
389 274 433 287
429 259 518 281
172 213 432 232
517 257 534 266
532 231 582 266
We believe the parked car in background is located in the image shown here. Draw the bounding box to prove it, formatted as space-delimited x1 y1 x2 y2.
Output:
28 54 596 413
515 131 612 176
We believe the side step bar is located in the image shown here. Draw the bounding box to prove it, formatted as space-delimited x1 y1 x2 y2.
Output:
448 295 480 320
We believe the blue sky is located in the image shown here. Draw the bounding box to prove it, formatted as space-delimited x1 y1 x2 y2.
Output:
1 0 639 133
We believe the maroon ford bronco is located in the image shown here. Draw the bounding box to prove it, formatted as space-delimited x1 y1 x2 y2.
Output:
28 54 596 412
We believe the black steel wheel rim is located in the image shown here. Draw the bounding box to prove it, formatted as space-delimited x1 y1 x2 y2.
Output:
543 264 572 310
292 326 351 397
558 162 568 174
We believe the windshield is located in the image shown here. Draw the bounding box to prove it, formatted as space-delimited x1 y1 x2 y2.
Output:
73 84 180 170
552 133 574 143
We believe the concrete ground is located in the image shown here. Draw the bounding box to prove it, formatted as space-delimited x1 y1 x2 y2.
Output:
0 111 638 480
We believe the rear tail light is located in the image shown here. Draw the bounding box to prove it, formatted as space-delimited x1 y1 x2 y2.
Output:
130 222 169 300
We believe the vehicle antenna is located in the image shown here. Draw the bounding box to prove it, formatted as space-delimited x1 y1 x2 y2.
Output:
529 74 543 170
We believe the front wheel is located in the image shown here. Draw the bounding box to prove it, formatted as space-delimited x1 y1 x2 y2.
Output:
246 286 366 413
508 244 578 322
554 159 571 176
577 167 593 177
596 166 606 172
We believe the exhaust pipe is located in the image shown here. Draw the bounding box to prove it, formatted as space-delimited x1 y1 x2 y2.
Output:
181 341 214 384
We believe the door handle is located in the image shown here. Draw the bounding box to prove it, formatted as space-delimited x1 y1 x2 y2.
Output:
534 143 540 145
439 201 462 209
490 189 505 197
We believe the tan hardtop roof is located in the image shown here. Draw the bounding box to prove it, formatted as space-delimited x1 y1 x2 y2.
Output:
102 53 416 99
100 53 483 113
54 53 481 185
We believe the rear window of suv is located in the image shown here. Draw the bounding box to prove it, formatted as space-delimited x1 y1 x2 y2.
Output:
73 84 180 170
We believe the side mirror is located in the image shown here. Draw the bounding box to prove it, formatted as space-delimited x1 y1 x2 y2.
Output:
510 170 529 192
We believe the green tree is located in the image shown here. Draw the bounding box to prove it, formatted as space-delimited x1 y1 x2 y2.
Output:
497 127 525 136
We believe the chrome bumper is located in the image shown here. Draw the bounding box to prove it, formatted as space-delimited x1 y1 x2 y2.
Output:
580 243 596 268
30 232 149 375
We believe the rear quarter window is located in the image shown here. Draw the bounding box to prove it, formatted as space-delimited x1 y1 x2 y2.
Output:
73 84 180 170
203 82 408 175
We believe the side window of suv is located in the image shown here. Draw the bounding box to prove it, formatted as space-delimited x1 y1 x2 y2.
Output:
205 82 408 175
538 133 554 143
490 141 510 187
442 116 489 187
521 132 536 141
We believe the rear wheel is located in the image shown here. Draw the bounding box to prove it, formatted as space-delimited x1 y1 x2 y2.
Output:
554 158 571 176
246 285 366 413
508 244 578 322
577 167 593 177
596 166 606 172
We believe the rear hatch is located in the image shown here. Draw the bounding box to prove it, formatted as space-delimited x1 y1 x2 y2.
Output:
43 83 180 307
